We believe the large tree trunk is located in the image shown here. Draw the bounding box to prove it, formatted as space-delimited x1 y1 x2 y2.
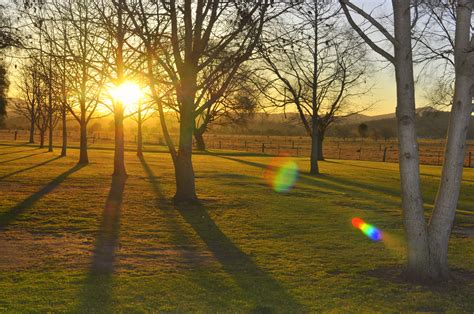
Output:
194 130 206 151
29 118 35 144
309 119 320 175
174 103 197 203
393 0 431 281
78 118 89 164
113 103 127 177
136 110 143 158
427 0 473 280
317 129 325 161
61 107 67 157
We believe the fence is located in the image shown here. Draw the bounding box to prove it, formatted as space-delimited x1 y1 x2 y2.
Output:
2 129 474 168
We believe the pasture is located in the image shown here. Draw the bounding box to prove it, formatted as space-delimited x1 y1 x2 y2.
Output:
0 142 473 311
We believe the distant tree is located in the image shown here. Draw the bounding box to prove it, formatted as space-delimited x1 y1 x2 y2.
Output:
379 126 395 141
357 123 368 139
194 66 260 151
0 62 8 128
259 0 370 170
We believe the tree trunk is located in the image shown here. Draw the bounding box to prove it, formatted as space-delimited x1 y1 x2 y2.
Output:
317 130 325 161
39 130 45 148
174 104 197 203
309 119 320 175
137 111 143 158
194 131 206 151
393 0 431 281
427 0 473 280
78 119 89 164
61 107 67 157
48 111 53 152
29 118 35 144
113 102 127 177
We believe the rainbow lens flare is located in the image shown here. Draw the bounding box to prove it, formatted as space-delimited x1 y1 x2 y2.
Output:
352 217 382 241
264 157 299 193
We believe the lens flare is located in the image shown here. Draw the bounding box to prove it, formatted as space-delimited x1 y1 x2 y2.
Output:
352 217 382 241
264 157 299 192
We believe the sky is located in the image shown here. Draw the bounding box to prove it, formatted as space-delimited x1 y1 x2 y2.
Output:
3 0 445 117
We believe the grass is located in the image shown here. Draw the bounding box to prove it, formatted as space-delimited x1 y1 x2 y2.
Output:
0 141 473 312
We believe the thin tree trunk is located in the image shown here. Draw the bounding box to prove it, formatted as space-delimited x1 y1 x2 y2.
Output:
309 118 320 175
427 0 473 280
48 111 53 152
392 0 430 281
137 110 143 158
78 119 89 164
39 130 45 148
113 102 127 176
194 130 206 151
174 104 197 203
29 118 35 143
61 107 67 157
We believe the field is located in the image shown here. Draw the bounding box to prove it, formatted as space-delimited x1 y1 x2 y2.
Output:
1 141 474 312
3 129 474 167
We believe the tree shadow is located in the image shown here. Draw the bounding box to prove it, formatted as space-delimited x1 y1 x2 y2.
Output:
0 156 62 180
76 175 126 313
140 155 304 311
0 164 85 232
0 151 47 164
175 202 305 312
0 148 38 156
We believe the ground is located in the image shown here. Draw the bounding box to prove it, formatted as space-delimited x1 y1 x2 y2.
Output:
0 142 473 312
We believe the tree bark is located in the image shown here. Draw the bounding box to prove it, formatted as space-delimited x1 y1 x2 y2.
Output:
309 118 320 175
393 0 430 281
317 129 325 161
113 102 127 177
48 111 53 152
39 130 45 148
194 131 206 151
174 101 197 203
78 118 89 164
29 118 35 144
136 110 143 158
427 0 473 280
61 107 67 157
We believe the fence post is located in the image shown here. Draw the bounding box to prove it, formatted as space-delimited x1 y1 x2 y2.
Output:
338 148 341 159
359 147 362 160
292 140 295 149
244 141 247 151
262 143 265 153
14 131 18 141
469 152 472 168
296 146 299 156
382 146 388 162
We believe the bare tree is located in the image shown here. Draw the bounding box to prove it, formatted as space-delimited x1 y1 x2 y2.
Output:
340 0 474 282
126 0 284 202
259 0 370 170
14 60 39 142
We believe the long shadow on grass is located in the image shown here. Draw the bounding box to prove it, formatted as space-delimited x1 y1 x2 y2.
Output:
0 156 61 180
0 164 85 231
0 147 38 156
76 175 126 313
175 203 304 312
0 151 47 164
140 155 304 311
212 154 402 208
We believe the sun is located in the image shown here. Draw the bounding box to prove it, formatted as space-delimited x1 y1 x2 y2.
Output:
108 81 142 106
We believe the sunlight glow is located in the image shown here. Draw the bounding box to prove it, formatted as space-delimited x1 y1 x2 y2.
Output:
108 81 142 105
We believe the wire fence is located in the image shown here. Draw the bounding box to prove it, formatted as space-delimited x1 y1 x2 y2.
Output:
2 129 474 168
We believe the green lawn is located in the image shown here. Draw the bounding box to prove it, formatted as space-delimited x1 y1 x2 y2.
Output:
0 141 473 312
